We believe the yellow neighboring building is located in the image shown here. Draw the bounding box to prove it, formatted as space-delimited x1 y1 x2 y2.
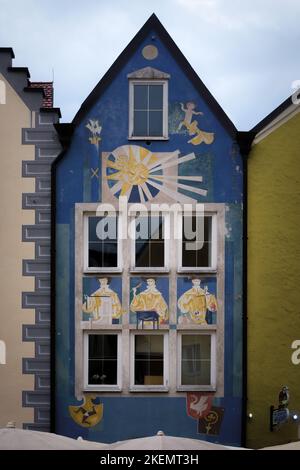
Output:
247 96 300 448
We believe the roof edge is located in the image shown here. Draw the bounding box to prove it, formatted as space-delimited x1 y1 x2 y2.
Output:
40 107 62 119
7 66 30 78
72 13 237 138
251 95 295 134
54 123 74 148
0 47 15 58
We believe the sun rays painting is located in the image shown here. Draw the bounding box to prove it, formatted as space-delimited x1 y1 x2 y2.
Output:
105 144 207 203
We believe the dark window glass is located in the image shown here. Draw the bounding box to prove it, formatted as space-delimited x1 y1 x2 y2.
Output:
149 111 163 136
135 215 165 268
134 85 148 109
181 335 211 385
182 215 212 268
88 216 118 268
134 335 164 385
133 84 164 137
149 85 163 109
88 334 118 385
134 110 148 136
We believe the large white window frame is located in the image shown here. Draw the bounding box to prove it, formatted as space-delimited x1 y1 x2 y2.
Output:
177 212 218 273
130 212 170 273
130 331 169 392
83 331 122 392
177 331 216 392
83 212 122 273
128 80 168 140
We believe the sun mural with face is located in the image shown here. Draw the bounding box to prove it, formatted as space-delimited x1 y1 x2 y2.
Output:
105 145 208 204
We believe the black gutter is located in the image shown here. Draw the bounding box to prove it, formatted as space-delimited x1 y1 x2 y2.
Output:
236 130 256 447
50 124 72 432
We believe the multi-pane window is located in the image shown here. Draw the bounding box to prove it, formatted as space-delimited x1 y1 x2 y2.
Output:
178 333 216 390
132 214 167 270
180 214 216 271
85 333 121 389
129 81 168 138
85 215 119 271
131 333 168 389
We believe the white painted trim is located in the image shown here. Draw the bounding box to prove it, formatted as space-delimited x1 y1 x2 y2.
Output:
83 212 122 273
129 331 169 392
253 102 300 144
128 79 168 139
130 212 170 272
177 331 216 391
177 212 218 272
83 331 122 392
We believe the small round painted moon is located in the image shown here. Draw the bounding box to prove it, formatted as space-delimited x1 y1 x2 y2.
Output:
142 45 158 60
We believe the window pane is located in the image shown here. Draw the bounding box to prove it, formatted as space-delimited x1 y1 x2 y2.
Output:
182 216 212 268
88 216 102 242
150 216 164 240
88 242 102 267
88 216 118 268
88 335 118 385
135 240 150 267
134 110 148 136
149 110 163 136
134 335 164 385
135 215 165 268
102 242 118 268
150 241 165 267
134 85 148 109
181 335 211 385
149 85 163 109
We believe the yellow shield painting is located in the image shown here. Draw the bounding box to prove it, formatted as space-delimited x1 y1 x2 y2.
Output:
69 395 103 428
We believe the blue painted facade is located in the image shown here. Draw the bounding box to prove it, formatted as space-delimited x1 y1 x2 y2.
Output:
54 17 244 445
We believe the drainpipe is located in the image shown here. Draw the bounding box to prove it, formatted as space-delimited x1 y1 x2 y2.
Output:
236 131 255 447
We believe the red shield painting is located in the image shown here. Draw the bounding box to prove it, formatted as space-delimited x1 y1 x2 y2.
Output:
186 392 214 420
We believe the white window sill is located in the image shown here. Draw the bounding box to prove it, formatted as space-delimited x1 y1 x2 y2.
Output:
130 267 169 274
128 136 169 141
177 267 217 274
83 267 123 274
84 386 122 392
129 386 169 393
177 385 216 392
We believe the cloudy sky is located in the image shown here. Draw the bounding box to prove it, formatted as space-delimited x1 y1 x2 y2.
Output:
0 0 299 128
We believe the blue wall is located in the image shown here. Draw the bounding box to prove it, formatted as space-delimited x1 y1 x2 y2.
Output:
55 27 244 445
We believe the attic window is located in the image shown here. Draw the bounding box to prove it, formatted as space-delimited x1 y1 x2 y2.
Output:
128 67 169 140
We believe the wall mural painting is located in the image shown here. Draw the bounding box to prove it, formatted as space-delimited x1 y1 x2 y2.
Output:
130 277 169 328
186 392 214 420
82 277 123 325
177 102 214 146
177 278 217 325
69 395 103 428
86 119 102 148
105 144 207 203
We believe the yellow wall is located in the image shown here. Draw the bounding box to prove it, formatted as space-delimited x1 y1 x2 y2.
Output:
247 110 300 448
0 73 35 427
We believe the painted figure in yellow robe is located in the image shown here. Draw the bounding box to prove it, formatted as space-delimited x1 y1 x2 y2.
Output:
130 278 168 324
82 278 122 324
178 279 217 325
177 102 214 146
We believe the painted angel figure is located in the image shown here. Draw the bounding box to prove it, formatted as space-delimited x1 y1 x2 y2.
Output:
177 102 214 146
178 279 217 325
